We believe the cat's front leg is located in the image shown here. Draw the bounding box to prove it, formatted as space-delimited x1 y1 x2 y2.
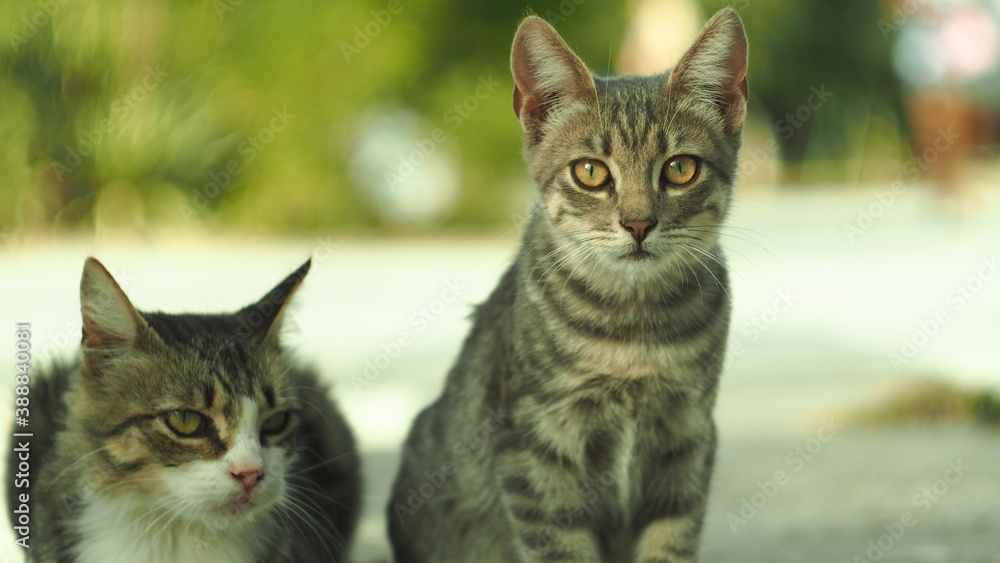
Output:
495 445 603 562
633 515 702 563
631 453 711 562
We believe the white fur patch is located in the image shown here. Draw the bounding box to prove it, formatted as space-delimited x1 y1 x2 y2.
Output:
616 421 637 510
73 398 288 562
72 495 261 563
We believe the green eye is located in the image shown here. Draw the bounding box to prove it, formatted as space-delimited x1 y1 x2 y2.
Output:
261 411 289 435
165 410 206 437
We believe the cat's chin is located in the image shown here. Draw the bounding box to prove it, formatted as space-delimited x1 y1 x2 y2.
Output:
215 490 276 522
221 493 255 516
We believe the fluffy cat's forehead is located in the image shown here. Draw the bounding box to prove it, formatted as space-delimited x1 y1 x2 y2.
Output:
141 311 254 348
142 312 277 369
563 74 718 153
125 312 293 411
183 355 291 405
595 74 668 102
144 365 286 415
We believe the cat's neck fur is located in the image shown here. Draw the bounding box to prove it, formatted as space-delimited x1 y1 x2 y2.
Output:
72 492 274 563
507 209 728 384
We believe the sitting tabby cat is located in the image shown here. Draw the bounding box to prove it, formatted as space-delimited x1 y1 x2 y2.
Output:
388 9 747 562
9 258 360 562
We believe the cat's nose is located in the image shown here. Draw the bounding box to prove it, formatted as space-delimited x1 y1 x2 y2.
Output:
621 219 656 243
229 466 265 492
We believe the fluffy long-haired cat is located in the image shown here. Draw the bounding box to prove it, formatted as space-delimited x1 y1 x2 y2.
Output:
388 9 747 562
8 258 360 562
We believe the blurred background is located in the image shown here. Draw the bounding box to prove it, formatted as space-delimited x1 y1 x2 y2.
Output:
1 0 998 561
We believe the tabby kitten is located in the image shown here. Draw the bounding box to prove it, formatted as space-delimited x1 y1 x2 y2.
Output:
388 9 747 562
9 258 360 562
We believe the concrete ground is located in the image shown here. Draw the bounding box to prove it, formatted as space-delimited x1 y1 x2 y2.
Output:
1 182 998 561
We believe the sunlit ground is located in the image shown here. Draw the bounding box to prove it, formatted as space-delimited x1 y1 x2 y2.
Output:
1 180 999 561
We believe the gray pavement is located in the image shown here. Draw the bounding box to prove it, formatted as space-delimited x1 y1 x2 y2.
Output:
357 428 1000 563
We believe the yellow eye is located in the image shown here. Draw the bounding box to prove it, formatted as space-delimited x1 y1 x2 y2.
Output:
165 410 206 437
571 159 611 190
662 155 699 186
261 411 289 435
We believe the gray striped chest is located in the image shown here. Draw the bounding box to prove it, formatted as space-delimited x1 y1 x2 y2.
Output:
535 366 709 504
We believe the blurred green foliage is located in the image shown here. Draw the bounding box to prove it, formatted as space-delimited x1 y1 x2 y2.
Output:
0 0 903 236
851 377 1000 429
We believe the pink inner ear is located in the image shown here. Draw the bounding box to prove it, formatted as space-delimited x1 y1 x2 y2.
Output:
513 87 548 124
510 32 543 118
79 257 145 351
81 304 137 349
726 33 749 101
82 318 104 348
721 39 749 130
723 63 749 110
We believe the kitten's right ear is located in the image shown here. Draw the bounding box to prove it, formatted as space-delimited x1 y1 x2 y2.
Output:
665 8 749 135
80 257 147 350
240 258 311 346
511 16 597 145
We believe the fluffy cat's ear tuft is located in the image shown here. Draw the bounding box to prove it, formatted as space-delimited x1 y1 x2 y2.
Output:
241 258 311 345
80 257 148 351
511 16 597 145
666 8 748 135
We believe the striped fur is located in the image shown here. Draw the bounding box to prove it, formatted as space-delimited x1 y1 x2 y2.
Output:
8 259 360 562
389 9 747 563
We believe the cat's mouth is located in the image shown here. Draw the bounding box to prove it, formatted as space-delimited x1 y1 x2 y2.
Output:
220 492 257 516
622 248 655 261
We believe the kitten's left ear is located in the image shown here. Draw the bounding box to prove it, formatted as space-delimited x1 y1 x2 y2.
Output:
666 8 748 135
240 259 311 345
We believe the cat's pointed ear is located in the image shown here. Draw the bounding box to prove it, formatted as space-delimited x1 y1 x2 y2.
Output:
241 258 311 345
511 16 597 145
665 8 748 135
80 257 148 351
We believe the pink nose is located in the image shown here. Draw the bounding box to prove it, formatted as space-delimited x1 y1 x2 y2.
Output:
622 219 656 243
228 467 265 492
